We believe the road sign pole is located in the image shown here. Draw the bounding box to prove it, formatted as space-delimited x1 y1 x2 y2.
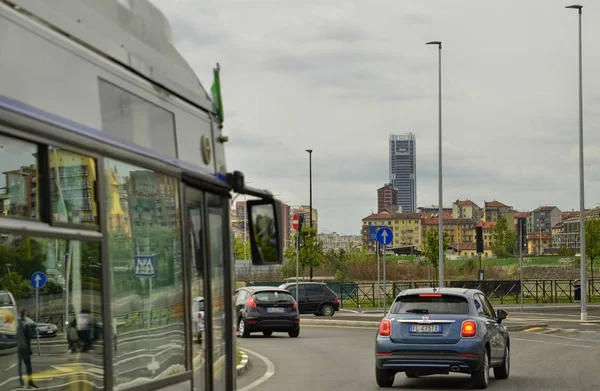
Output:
296 234 299 304
519 219 524 312
383 245 387 314
35 287 40 356
375 227 393 314
376 241 380 312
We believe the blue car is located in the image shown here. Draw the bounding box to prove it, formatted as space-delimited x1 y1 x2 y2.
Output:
375 288 510 389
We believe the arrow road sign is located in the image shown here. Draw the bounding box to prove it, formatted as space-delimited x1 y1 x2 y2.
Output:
376 226 393 246
134 255 156 278
31 271 47 290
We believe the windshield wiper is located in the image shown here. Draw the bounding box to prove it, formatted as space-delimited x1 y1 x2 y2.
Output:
406 309 429 314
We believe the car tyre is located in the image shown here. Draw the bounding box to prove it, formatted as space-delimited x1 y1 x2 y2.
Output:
238 318 250 338
494 345 510 379
375 366 395 387
405 371 418 378
471 349 490 389
320 304 334 316
288 328 300 338
262 331 273 337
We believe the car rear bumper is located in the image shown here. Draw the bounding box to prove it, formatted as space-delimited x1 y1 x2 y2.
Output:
246 317 299 332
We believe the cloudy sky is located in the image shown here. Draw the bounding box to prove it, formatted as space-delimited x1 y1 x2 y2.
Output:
150 0 600 235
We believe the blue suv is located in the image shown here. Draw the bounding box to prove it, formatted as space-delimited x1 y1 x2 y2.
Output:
375 288 510 389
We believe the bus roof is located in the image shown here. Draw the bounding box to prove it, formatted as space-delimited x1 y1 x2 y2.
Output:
8 0 214 113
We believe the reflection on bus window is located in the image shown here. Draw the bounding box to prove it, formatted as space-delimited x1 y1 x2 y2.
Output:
49 146 98 225
104 158 186 389
0 135 39 220
251 204 278 264
187 191 206 390
208 194 226 391
0 235 103 390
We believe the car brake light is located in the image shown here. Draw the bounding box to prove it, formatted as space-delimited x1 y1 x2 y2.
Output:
419 293 442 297
379 319 391 337
461 320 477 338
198 313 202 319
246 296 257 308
333 296 339 302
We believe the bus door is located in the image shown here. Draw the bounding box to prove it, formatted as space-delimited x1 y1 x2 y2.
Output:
185 186 235 391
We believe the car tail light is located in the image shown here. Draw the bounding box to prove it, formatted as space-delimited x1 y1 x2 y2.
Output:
419 293 442 297
292 299 297 309
461 320 477 338
333 296 339 303
197 313 202 319
246 296 257 308
379 319 391 337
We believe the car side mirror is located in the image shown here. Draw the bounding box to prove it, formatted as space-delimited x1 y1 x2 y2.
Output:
497 309 508 323
247 198 283 265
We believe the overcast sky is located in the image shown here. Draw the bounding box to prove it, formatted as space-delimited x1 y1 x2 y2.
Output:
150 0 600 235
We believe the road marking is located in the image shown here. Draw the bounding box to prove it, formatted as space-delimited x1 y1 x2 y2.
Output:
512 337 597 349
237 347 275 391
523 327 543 332
5 363 16 371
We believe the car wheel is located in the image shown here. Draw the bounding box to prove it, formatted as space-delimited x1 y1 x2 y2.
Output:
320 304 334 316
262 331 273 337
375 366 395 387
288 328 300 338
494 345 510 379
197 334 202 344
238 318 250 338
405 371 418 378
471 349 490 389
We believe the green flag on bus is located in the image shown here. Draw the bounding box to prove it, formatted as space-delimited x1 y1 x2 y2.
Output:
211 63 224 123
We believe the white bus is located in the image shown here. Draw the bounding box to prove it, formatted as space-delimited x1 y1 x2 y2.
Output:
0 1 283 390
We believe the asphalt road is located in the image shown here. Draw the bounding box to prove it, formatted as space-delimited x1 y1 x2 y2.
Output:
236 326 600 390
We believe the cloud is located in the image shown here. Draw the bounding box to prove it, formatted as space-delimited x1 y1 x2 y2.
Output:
149 0 600 234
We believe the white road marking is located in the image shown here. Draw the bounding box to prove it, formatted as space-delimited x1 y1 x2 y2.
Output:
6 363 16 371
237 347 275 391
513 337 597 349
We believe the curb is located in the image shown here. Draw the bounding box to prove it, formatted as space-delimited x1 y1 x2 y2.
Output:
301 318 548 331
237 350 249 376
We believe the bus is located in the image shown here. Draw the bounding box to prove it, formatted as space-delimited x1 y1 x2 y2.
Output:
0 1 283 390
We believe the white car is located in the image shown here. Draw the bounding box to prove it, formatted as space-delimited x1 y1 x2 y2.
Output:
0 291 18 350
192 297 205 343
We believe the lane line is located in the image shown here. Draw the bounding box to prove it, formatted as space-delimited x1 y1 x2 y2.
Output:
5 363 16 371
523 327 543 332
237 347 275 391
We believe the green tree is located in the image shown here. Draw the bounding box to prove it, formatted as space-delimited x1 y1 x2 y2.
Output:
489 216 517 258
422 229 451 282
585 218 600 282
233 236 251 261
324 248 349 281
282 227 324 280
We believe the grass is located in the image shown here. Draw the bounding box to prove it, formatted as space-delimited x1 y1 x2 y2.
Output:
237 347 243 366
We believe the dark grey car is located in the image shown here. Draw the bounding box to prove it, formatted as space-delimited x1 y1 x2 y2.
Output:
278 282 340 316
234 286 300 338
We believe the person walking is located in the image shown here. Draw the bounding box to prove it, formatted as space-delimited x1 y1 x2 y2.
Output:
17 308 38 389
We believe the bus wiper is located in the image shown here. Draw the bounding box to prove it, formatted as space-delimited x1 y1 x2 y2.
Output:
406 309 429 314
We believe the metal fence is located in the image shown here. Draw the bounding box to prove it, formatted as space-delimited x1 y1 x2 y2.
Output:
247 279 600 308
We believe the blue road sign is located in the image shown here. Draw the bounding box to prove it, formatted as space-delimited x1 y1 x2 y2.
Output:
31 271 47 290
134 255 156 278
369 226 380 241
376 226 393 246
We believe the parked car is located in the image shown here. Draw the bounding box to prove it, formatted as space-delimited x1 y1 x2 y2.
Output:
35 322 58 337
192 296 205 343
234 286 299 338
278 282 339 316
0 290 18 350
375 288 510 389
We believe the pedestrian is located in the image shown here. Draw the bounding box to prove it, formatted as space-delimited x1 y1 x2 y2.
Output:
17 308 38 389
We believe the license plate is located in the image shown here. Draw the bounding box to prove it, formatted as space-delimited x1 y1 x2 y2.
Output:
409 324 442 333
266 307 285 313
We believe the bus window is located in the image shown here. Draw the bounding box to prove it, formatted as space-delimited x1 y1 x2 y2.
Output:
105 158 186 389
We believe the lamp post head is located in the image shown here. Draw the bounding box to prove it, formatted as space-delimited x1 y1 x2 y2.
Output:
566 4 582 12
305 149 313 154
426 41 442 48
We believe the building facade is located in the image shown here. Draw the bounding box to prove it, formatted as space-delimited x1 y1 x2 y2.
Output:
527 206 561 235
377 183 398 213
389 133 416 213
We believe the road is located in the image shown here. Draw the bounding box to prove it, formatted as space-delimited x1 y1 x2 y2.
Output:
236 325 600 390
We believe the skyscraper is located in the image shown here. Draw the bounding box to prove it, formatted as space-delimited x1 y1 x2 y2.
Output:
389 133 416 213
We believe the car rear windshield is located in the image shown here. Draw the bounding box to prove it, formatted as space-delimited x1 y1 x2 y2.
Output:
389 294 469 315
0 292 15 307
253 291 294 304
195 300 204 312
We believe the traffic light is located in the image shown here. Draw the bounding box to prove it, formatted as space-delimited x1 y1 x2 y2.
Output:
296 214 305 248
476 226 484 254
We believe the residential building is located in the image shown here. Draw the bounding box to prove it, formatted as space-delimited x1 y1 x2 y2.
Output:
319 232 362 252
418 206 453 216
452 199 482 221
527 232 553 255
389 133 417 212
280 202 291 250
528 206 562 235
361 211 421 251
483 200 513 223
552 208 600 250
377 183 398 213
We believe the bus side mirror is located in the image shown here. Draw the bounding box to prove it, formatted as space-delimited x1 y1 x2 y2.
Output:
247 199 283 265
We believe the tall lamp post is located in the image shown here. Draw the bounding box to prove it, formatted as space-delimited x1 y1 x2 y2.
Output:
566 4 587 321
426 40 444 288
305 149 313 281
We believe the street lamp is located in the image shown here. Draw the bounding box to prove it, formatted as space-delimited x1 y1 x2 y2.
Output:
306 149 313 281
566 4 586 321
244 182 252 261
426 40 444 288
